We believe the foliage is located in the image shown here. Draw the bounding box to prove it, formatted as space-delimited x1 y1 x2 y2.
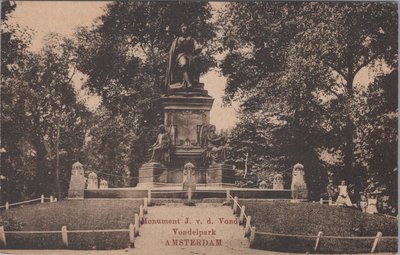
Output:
1 29 90 201
1 1 32 77
219 2 397 199
353 70 398 206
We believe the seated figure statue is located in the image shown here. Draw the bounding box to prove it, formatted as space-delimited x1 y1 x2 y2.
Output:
165 23 202 90
150 125 171 164
200 124 227 164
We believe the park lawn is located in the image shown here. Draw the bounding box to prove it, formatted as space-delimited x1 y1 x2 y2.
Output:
240 200 398 253
0 199 143 250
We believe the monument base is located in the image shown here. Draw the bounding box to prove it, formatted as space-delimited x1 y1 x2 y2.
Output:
207 163 235 186
137 162 168 188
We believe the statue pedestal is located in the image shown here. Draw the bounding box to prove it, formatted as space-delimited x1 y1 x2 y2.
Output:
137 162 168 187
207 163 235 186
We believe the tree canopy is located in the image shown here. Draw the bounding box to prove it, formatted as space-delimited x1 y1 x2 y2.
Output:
219 2 397 199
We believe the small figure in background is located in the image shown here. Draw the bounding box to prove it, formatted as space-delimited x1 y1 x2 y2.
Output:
336 180 353 207
366 192 379 214
326 179 338 200
359 193 368 212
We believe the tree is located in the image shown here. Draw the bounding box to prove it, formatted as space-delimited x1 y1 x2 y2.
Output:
354 70 398 205
74 2 216 183
293 2 397 181
1 1 31 77
1 32 90 201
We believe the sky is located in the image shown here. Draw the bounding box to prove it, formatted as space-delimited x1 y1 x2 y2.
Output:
8 1 238 130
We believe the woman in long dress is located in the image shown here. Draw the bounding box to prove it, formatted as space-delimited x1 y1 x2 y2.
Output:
336 180 353 206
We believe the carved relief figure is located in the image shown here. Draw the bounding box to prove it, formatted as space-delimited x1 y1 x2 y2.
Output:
200 124 227 164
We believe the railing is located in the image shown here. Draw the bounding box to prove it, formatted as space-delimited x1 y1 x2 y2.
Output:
0 195 57 210
225 193 397 253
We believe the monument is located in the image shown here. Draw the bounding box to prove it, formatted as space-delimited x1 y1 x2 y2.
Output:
137 24 234 188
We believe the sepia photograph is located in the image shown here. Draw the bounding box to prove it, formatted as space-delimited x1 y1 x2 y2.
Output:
0 1 398 254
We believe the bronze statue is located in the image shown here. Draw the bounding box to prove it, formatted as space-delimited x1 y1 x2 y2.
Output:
165 23 202 90
200 124 227 164
150 125 170 164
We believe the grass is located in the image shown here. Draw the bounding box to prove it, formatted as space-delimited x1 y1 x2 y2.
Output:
0 199 143 250
239 200 398 253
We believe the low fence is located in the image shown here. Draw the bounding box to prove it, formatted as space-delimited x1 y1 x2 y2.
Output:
226 194 398 253
0 195 58 210
0 198 149 249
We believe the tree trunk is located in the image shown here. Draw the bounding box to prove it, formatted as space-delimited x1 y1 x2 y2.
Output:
343 76 355 181
55 117 62 200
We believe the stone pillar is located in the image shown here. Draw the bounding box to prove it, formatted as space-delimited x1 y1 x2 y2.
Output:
99 180 108 189
68 161 85 199
259 181 267 189
290 163 308 201
273 174 284 190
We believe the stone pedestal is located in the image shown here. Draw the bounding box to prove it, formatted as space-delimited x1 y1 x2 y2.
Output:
207 163 235 186
162 91 214 149
137 90 215 187
137 162 168 187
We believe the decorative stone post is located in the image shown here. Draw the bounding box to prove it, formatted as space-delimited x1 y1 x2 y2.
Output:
68 161 85 199
99 180 109 189
290 163 308 202
183 162 196 190
87 172 99 190
272 174 284 190
259 180 267 189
